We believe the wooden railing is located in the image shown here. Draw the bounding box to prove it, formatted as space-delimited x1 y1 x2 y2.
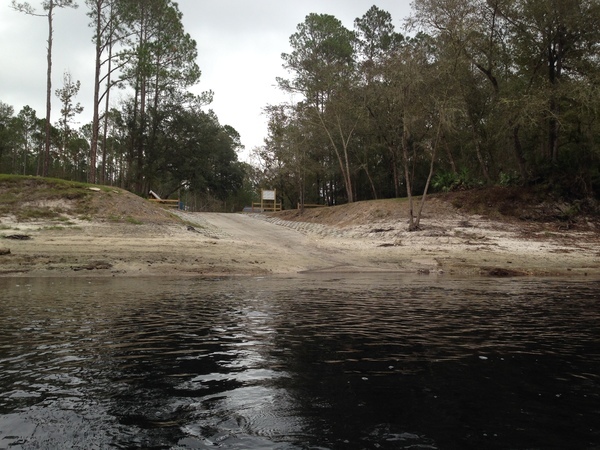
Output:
252 202 282 212
297 203 326 210
148 199 180 209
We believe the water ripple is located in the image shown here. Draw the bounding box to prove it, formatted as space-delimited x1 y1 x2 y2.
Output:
0 275 599 449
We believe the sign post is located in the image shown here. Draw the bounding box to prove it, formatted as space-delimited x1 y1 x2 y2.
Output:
252 189 281 212
262 189 275 211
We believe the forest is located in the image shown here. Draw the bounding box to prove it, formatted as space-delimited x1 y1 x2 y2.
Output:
0 0 252 211
258 0 600 226
1 1 600 216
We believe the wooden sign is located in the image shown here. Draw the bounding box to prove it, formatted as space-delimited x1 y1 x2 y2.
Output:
262 190 275 201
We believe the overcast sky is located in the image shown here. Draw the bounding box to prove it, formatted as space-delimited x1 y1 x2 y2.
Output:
0 1 412 161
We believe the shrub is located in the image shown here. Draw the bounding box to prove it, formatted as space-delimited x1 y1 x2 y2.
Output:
432 168 476 192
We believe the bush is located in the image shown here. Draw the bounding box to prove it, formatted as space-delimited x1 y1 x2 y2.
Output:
432 168 476 192
499 171 521 186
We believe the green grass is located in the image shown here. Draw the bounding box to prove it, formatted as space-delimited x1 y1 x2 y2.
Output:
43 225 65 231
125 216 143 225
0 175 115 205
0 174 112 191
43 225 82 231
0 174 105 221
54 217 76 224
107 215 144 225
1 174 190 226
18 208 62 220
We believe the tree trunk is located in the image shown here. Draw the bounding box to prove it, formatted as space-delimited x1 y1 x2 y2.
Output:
136 15 148 195
442 132 457 174
548 99 560 164
468 116 491 183
363 164 377 200
402 121 416 231
413 124 442 230
89 5 102 184
127 80 140 192
101 21 116 185
318 111 355 203
548 33 563 164
43 1 54 177
388 145 401 198
512 123 527 179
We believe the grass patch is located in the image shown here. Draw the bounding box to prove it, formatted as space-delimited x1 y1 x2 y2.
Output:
0 175 102 220
125 216 143 225
107 215 143 225
43 225 82 231
18 208 63 220
0 174 111 192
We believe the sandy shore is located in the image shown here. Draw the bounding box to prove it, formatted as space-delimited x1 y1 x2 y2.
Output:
0 208 599 278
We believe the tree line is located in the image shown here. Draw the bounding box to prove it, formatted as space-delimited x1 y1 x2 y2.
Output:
0 0 252 211
2 1 599 217
256 1 600 227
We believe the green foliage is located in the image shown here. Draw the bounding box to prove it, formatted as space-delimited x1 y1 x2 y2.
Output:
499 171 521 187
432 169 476 192
281 13 356 95
0 175 108 220
258 1 600 207
2 0 246 210
0 174 98 192
4 1 600 210
354 5 403 62
151 106 245 205
125 216 143 225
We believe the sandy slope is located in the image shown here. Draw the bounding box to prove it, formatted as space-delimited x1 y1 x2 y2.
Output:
0 206 598 278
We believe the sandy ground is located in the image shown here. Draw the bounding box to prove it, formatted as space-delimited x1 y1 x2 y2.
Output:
0 208 599 278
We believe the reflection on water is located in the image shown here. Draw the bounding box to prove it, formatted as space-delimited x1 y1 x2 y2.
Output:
0 275 599 449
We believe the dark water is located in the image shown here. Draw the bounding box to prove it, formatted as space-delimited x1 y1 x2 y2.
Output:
0 275 599 449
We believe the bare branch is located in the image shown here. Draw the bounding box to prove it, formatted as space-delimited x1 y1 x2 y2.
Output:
10 1 44 16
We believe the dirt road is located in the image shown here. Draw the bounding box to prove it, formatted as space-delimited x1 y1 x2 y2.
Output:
1 209 598 277
178 211 600 277
176 212 403 274
0 211 404 277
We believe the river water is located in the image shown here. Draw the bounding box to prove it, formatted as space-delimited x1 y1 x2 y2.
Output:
0 275 599 449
